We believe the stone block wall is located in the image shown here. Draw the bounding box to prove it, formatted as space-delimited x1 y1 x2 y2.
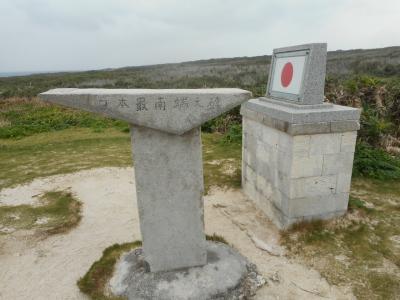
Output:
242 117 357 229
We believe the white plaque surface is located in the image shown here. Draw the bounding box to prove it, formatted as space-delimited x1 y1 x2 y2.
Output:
270 54 306 96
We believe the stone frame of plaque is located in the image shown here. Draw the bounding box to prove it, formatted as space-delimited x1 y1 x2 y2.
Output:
265 43 327 105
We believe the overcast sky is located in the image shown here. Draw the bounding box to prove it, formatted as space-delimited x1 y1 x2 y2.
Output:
1 0 399 72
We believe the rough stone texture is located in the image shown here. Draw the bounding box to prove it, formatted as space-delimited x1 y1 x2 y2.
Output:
241 98 360 136
241 100 360 228
39 88 252 135
130 126 206 272
109 242 264 300
266 43 327 105
245 98 360 123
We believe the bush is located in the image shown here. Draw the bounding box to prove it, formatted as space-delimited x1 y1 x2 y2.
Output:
385 78 400 122
358 107 393 146
201 106 242 134
353 142 400 180
221 124 242 144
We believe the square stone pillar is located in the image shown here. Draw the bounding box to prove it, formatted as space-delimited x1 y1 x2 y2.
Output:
241 98 361 229
131 125 206 272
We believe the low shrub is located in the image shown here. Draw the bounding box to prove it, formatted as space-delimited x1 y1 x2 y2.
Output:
353 142 400 180
220 124 242 144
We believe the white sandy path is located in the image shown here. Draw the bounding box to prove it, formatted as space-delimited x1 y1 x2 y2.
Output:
0 167 355 300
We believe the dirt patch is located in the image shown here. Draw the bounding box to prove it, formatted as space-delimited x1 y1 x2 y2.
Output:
0 167 354 299
0 167 139 300
205 188 355 299
0 190 82 237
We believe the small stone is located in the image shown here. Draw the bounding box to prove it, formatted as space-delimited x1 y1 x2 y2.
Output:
248 271 257 279
270 271 281 283
335 255 350 267
390 235 400 247
9 214 20 220
257 275 266 285
0 226 15 234
364 201 375 209
35 217 50 225
250 234 283 256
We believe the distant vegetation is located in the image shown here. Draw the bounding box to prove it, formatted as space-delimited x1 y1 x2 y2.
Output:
1 46 399 99
1 46 400 179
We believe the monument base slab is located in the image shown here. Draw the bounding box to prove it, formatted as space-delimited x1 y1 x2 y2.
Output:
109 242 263 300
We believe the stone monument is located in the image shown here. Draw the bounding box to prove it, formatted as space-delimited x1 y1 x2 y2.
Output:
40 88 262 299
241 43 361 229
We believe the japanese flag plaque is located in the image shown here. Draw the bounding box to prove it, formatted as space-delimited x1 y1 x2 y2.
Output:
266 43 327 105
241 42 361 231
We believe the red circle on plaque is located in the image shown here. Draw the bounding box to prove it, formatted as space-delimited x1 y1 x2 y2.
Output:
281 62 293 87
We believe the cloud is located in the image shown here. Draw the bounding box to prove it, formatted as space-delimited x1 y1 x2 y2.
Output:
12 0 131 30
0 0 399 72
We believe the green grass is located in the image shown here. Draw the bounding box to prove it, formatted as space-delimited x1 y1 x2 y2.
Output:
281 220 333 245
206 233 229 245
202 133 242 193
77 241 142 300
220 123 242 144
0 98 129 139
281 178 400 300
0 128 132 190
0 127 242 192
0 98 242 191
348 195 367 209
0 190 82 235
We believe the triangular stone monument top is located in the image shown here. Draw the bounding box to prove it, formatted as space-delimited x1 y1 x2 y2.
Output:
40 88 251 135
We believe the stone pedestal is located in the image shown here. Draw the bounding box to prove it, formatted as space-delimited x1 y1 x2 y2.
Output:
130 125 206 272
241 97 361 229
109 242 262 300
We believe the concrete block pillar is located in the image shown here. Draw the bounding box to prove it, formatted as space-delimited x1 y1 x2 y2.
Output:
241 98 361 229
